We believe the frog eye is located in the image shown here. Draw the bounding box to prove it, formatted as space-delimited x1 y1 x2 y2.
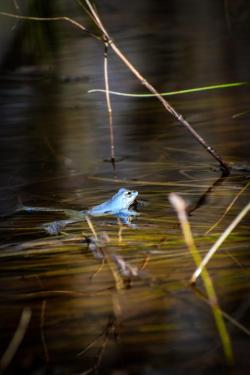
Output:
126 191 132 196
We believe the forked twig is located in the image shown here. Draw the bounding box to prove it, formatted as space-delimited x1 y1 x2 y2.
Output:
0 10 100 40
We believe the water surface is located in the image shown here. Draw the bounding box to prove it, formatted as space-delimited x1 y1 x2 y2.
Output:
0 1 250 374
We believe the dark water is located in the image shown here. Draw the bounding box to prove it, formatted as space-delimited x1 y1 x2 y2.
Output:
0 1 250 374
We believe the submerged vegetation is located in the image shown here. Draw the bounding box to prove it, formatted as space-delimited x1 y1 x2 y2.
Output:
0 1 250 374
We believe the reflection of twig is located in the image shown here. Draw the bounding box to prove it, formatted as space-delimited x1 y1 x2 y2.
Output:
89 258 105 280
104 250 124 290
104 42 115 162
139 253 150 271
187 175 225 216
77 318 116 374
76 325 108 357
191 285 250 337
169 193 233 364
117 218 124 243
40 301 49 363
0 308 32 371
205 182 250 234
191 202 250 283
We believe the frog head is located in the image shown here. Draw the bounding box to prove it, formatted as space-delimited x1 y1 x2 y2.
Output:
112 188 138 209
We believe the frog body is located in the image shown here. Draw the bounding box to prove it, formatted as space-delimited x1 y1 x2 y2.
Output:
86 188 138 216
18 188 139 234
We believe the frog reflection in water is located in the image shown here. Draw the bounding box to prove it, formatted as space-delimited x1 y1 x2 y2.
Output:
21 188 139 234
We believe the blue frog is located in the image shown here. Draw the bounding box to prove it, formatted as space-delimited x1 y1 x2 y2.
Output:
85 188 138 217
19 188 139 234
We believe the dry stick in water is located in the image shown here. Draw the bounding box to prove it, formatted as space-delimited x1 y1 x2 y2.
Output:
191 202 250 284
84 0 230 175
169 193 233 364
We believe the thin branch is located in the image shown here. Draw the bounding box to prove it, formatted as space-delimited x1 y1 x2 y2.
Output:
104 42 115 161
0 10 101 41
191 202 250 283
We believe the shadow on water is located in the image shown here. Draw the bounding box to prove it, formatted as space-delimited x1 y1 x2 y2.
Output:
0 1 250 374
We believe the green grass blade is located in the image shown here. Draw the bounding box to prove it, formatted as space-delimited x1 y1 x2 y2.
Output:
88 82 246 97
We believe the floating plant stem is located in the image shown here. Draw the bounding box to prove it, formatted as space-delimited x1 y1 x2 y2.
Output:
169 193 233 364
191 202 250 283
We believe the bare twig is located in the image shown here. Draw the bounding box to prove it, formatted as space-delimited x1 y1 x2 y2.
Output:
0 308 32 371
76 326 107 357
104 41 115 162
0 10 101 40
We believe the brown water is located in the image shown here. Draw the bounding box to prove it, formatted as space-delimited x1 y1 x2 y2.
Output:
0 1 250 374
